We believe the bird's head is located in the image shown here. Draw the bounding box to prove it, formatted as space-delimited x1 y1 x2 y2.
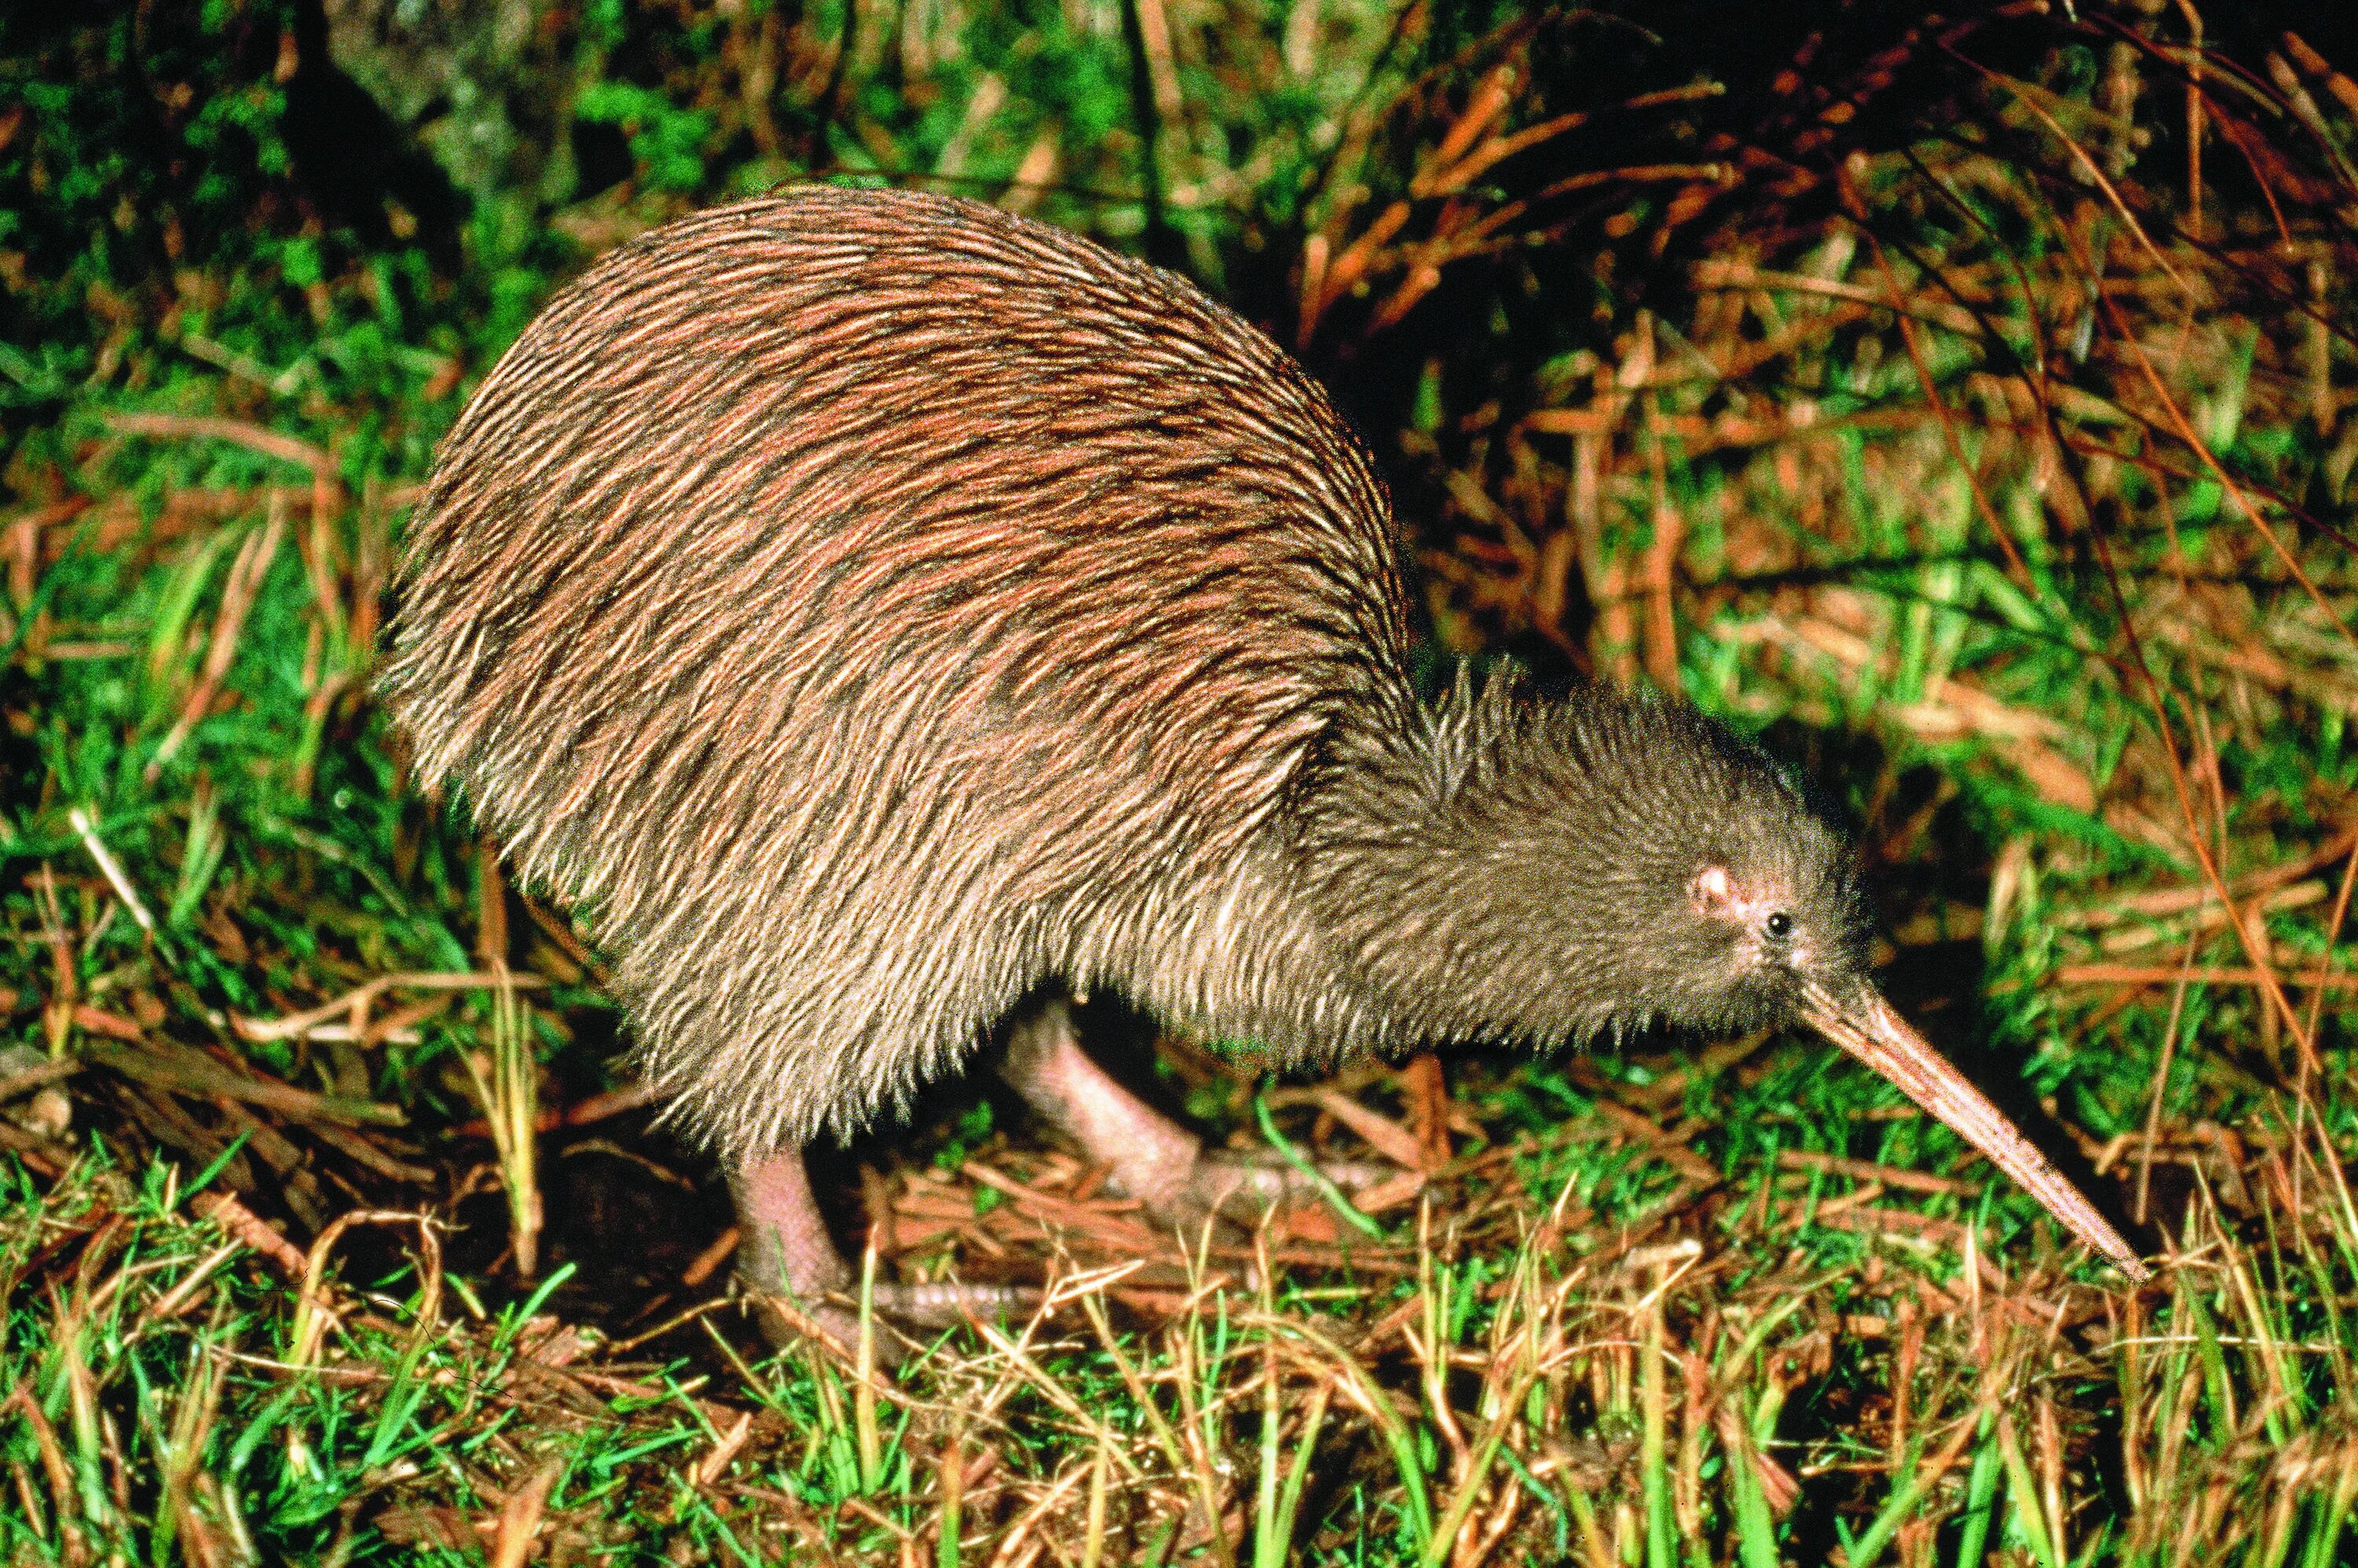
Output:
1385 683 1877 1042
1566 718 1873 1040
1304 675 2147 1280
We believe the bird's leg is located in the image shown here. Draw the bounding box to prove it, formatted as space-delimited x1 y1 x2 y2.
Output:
731 1148 852 1309
729 1148 1035 1354
995 999 1392 1234
997 1001 1203 1214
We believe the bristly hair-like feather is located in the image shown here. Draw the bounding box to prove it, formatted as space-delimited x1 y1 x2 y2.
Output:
382 185 1868 1161
1290 669 1870 1049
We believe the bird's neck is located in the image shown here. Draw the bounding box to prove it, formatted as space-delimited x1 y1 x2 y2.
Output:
1285 681 1629 1049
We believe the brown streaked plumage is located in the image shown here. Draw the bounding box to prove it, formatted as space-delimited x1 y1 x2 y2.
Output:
384 185 2143 1331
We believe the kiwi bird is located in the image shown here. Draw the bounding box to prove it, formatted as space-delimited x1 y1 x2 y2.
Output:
382 184 2144 1334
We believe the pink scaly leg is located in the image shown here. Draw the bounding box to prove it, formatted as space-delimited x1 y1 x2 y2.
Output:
731 1148 852 1302
730 1147 1032 1354
994 999 1391 1236
997 1000 1204 1214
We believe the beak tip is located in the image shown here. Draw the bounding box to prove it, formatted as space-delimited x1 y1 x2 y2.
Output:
1800 979 2149 1289
2084 1236 2153 1284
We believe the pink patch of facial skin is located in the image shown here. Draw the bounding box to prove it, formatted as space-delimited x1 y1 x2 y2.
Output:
1693 864 1783 925
1692 864 1810 964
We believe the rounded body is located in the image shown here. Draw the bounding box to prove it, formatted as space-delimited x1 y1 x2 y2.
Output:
386 185 2150 1285
384 186 1420 1155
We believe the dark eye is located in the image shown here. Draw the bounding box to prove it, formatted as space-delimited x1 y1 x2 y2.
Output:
1765 911 1794 940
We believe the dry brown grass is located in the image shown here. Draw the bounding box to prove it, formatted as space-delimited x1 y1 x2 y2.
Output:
5 1 2357 1562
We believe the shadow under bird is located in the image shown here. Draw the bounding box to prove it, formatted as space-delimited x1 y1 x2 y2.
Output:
383 185 2146 1341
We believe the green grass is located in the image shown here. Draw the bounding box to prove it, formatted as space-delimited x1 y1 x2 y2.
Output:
4 0 2358 1561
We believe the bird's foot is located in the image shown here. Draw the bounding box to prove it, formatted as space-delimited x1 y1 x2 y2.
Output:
741 1275 1042 1364
1125 1143 1401 1248
730 1146 1037 1362
1178 1145 1398 1222
996 997 1406 1250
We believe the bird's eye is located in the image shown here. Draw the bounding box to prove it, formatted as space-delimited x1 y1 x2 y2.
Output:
1765 911 1794 940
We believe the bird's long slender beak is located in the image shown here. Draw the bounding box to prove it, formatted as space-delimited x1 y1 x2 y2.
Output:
1801 979 2149 1282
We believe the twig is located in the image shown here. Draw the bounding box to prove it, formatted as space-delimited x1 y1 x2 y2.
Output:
1304 1085 1423 1169
105 413 339 483
1776 1149 1983 1198
2055 828 2358 927
0 1056 79 1103
68 807 156 937
83 1038 405 1126
232 970 551 1042
2133 937 2200 1226
149 508 288 780
1861 231 2033 586
2052 963 2358 991
489 1460 562 1568
1950 50 2191 295
189 1190 310 1276
453 1080 663 1140
1117 0 1181 266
